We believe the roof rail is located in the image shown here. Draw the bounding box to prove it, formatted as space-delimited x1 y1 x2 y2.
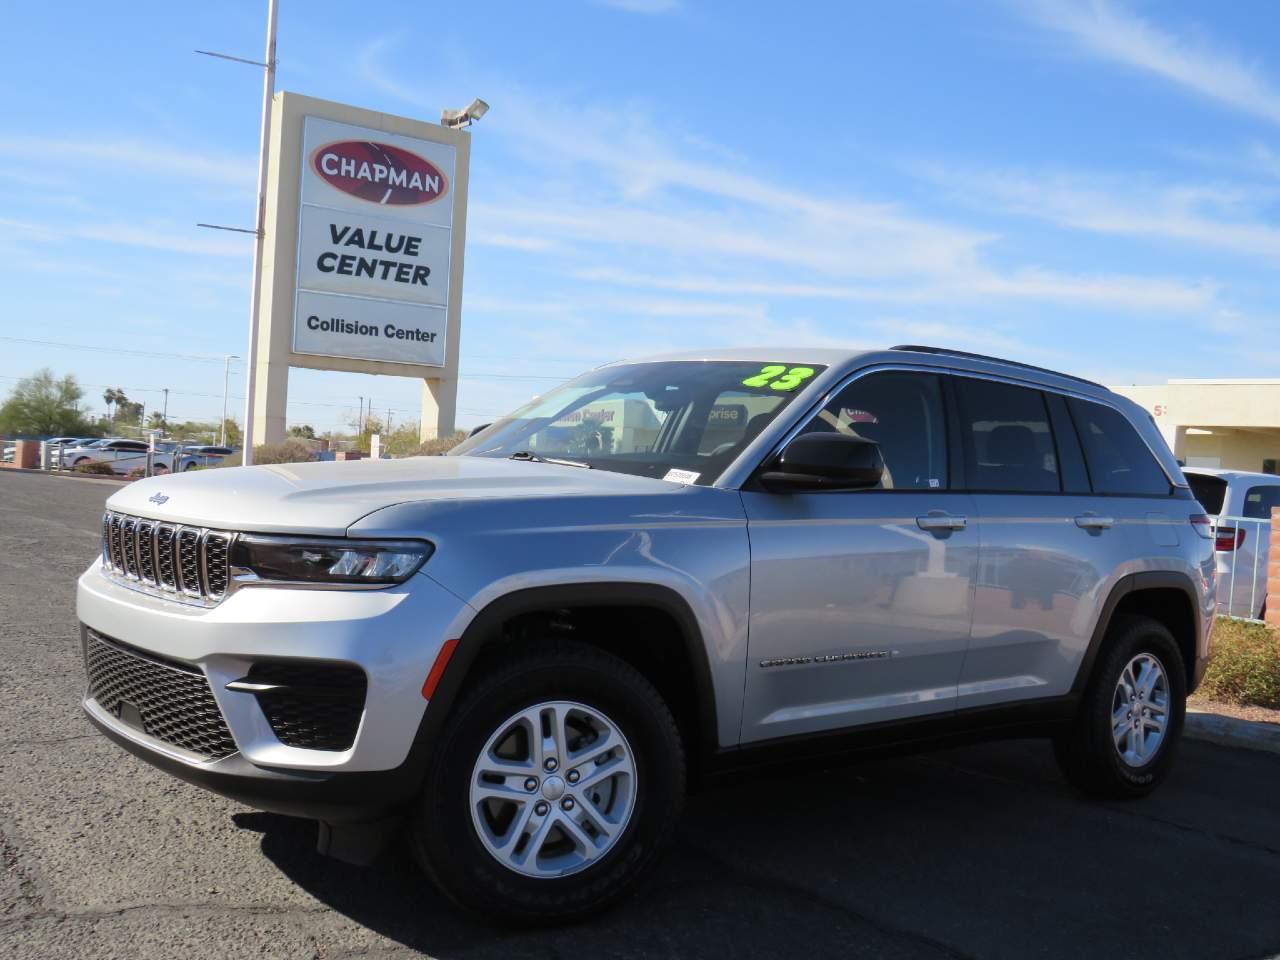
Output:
888 345 1105 389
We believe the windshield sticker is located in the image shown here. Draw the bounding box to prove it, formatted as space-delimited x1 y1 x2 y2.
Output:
662 468 700 485
741 365 817 391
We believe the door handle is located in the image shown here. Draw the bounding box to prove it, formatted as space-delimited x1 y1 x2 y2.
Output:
1075 514 1114 530
916 513 967 531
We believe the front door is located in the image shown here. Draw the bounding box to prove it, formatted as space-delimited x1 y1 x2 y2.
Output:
740 370 978 743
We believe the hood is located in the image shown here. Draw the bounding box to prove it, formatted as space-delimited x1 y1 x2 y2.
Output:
105 455 683 534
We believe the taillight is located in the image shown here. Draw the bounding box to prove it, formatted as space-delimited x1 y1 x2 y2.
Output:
1214 526 1246 552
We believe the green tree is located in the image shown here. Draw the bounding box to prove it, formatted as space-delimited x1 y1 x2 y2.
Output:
147 411 166 430
221 418 242 447
288 424 316 439
0 369 93 436
115 398 143 426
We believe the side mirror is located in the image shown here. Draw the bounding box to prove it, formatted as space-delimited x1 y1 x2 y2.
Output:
468 422 492 439
760 433 884 492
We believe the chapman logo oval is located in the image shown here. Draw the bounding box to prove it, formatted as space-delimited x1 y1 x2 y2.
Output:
312 140 448 206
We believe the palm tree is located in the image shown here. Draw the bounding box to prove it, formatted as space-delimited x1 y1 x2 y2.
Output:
102 388 118 422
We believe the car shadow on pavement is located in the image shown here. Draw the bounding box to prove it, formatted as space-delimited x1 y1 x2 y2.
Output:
239 740 1280 960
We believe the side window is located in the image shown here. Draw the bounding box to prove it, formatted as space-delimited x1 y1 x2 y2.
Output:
1243 485 1280 520
1068 399 1170 496
798 372 946 490
954 378 1060 493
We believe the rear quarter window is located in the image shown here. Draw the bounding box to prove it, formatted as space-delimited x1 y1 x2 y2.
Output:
1186 474 1227 515
1068 399 1171 496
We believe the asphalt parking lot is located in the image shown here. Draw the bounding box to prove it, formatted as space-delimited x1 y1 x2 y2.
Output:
3 468 1280 960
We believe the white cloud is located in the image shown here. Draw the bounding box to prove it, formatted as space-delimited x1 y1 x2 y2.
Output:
0 136 255 187
1022 0 1280 125
357 36 1226 327
0 216 252 258
592 0 679 12
571 264 1213 313
923 165 1280 261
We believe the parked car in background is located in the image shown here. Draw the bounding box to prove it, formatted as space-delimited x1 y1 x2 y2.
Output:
44 437 98 466
176 445 235 470
64 438 172 475
3 436 97 464
1184 468 1280 620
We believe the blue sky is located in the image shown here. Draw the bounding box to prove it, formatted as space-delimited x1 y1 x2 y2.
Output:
2 0 1278 433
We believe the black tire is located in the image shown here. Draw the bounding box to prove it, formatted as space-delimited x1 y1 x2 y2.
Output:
74 457 89 466
1055 615 1186 799
410 639 685 925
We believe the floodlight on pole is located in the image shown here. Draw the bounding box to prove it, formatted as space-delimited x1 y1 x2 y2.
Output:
440 98 489 129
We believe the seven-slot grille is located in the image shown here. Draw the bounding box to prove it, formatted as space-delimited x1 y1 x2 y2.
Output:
101 510 233 605
84 630 237 760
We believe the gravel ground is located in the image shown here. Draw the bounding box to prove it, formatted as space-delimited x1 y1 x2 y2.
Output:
1191 697 1280 726
4 468 1280 960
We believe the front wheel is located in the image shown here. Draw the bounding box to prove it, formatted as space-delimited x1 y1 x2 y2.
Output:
1055 615 1186 799
411 640 685 924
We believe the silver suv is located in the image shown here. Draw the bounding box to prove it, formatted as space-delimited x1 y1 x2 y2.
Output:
77 345 1215 923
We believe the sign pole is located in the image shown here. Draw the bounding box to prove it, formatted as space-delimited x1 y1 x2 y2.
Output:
240 0 279 466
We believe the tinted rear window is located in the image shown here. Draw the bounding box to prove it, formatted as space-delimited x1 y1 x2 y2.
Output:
954 378 1060 492
1186 474 1227 515
1068 399 1170 496
1243 484 1280 520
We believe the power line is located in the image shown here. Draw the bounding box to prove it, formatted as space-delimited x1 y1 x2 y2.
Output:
0 336 239 364
2 336 575 380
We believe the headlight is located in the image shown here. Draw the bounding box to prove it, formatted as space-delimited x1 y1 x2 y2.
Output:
229 536 433 586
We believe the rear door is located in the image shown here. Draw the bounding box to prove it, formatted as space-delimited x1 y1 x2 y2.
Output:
956 379 1137 709
740 369 978 742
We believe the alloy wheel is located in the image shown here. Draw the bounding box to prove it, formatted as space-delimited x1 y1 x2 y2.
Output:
1111 653 1170 767
469 700 637 878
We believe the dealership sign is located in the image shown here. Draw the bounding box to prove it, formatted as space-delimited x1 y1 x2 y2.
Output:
292 116 457 367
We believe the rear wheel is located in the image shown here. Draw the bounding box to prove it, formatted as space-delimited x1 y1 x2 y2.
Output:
411 640 685 924
1055 615 1186 799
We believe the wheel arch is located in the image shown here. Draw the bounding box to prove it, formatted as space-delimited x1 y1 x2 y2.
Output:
414 582 721 782
1074 572 1203 697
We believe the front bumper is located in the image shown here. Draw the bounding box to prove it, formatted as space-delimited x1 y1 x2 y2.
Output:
77 560 474 817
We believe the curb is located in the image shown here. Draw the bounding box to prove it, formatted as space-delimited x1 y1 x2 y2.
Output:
1186 709 1280 756
0 467 129 486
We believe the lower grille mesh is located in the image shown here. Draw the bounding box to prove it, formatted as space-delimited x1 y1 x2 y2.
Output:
84 631 236 760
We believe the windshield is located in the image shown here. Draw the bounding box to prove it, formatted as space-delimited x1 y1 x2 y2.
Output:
451 360 826 485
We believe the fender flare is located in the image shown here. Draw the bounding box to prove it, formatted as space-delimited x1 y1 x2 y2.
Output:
409 581 721 765
1071 570 1203 697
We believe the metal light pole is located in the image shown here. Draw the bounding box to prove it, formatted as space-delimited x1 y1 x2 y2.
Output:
161 388 169 431
239 0 278 466
221 355 240 446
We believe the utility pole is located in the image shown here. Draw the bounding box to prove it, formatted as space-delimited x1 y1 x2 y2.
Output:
221 355 239 446
357 396 364 436
237 0 278 466
161 388 169 431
